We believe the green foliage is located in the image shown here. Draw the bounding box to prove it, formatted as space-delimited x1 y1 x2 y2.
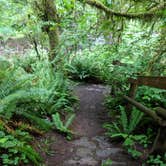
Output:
0 55 76 165
102 159 113 166
65 45 135 85
104 84 165 162
104 106 143 136
104 121 148 159
0 0 165 165
136 86 166 108
103 105 149 159
0 0 30 38
123 134 148 158
0 130 41 165
147 154 166 166
52 112 75 139
66 50 102 82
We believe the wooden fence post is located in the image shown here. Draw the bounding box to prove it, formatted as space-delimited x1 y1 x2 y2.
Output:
126 82 138 112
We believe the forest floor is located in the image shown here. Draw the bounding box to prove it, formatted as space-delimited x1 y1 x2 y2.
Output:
0 41 142 165
38 84 141 166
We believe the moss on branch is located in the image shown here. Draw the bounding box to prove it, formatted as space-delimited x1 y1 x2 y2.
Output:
78 0 166 19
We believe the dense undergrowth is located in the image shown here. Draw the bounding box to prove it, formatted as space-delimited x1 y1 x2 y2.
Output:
0 38 166 165
1 39 165 165
0 54 76 165
0 0 166 165
65 43 166 165
66 45 136 85
104 88 166 163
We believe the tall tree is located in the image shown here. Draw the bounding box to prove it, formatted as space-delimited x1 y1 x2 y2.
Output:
32 0 59 61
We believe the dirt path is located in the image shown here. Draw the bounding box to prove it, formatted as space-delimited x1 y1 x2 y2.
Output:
39 84 140 166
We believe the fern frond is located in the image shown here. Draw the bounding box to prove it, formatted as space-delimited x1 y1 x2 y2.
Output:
128 108 143 133
52 113 73 135
119 106 128 133
64 114 75 128
9 121 43 136
19 145 42 166
16 111 52 131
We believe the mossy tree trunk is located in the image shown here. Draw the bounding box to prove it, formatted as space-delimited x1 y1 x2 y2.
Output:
33 0 59 61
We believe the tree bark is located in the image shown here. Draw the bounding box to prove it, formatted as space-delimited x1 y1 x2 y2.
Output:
155 107 166 119
44 0 59 61
33 0 59 61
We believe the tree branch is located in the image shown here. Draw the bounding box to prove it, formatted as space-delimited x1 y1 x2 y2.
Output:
78 0 166 19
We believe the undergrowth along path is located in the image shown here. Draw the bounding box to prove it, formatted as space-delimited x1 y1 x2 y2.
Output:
39 84 140 166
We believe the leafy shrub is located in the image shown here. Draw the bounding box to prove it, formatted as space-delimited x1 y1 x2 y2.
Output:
104 105 148 159
104 106 143 137
0 130 41 165
147 154 166 166
123 134 148 158
65 45 141 89
104 85 166 161
102 159 113 166
52 112 75 140
66 52 102 82
0 55 76 165
136 86 166 108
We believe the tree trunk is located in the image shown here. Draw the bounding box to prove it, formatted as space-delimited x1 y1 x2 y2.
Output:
47 23 59 61
44 0 59 61
33 0 59 61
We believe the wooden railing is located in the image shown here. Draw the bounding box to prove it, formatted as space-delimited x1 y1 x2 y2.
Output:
124 76 166 127
128 76 166 90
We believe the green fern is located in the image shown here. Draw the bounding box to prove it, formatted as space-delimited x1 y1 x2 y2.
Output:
16 111 52 131
119 106 128 133
52 112 75 135
65 114 75 129
104 106 143 138
19 145 42 166
0 56 77 165
128 108 143 133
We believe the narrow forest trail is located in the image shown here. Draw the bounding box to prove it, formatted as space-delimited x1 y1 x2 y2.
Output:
39 84 140 166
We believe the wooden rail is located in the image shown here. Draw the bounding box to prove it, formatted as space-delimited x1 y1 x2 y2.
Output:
124 76 166 153
124 95 166 126
129 76 166 90
124 76 166 126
